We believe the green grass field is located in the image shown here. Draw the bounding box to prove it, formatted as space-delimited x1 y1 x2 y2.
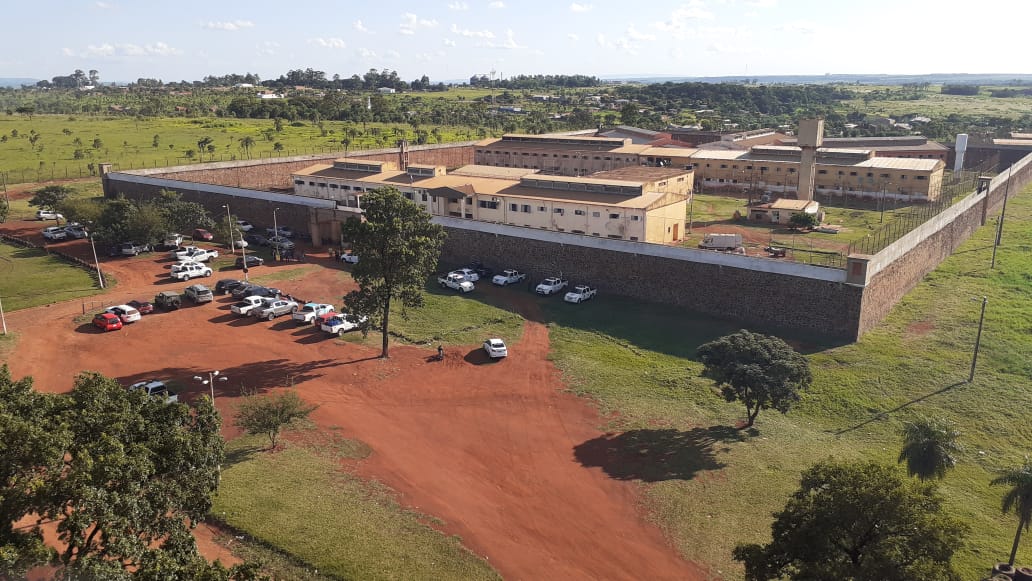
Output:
213 433 500 581
0 243 102 310
542 182 1032 578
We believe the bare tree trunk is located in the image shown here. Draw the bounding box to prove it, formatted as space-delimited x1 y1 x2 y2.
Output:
380 297 391 358
1009 517 1025 566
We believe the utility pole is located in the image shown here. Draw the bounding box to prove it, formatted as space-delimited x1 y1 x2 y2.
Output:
969 296 988 383
687 184 697 234
991 165 1013 270
0 294 7 335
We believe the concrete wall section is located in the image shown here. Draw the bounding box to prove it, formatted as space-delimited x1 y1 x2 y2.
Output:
436 219 862 339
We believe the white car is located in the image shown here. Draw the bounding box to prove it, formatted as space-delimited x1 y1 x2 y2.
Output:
321 313 368 336
292 302 335 324
236 220 254 232
170 245 199 260
535 277 569 296
450 268 480 282
179 248 219 263
41 226 68 241
492 269 526 286
129 380 178 404
36 209 63 221
483 338 508 359
341 253 359 264
170 262 212 281
564 285 597 304
105 304 141 323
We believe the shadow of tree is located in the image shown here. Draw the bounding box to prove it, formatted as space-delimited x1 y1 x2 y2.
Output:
116 357 347 399
574 426 742 482
224 443 261 467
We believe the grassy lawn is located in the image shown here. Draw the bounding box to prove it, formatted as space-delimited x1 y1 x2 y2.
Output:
542 182 1032 578
387 284 524 346
213 433 500 581
0 242 102 310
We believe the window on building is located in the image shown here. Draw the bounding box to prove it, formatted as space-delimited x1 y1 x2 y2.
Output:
554 208 565 215
294 180 304 186
849 171 858 176
916 175 927 180
658 181 667 186
732 164 738 169
466 197 473 204
308 181 315 186
522 204 531 212
631 215 640 221
817 170 827 174
866 172 874 177
539 206 547 212
421 193 428 201
405 192 413 200
900 175 907 180
607 234 622 239
510 203 518 211
720 164 728 169
788 168 796 174
629 236 639 241
609 213 620 219
592 211 600 217
746 165 753 170
318 182 327 187
880 173 890 178
330 183 339 189
574 209 586 216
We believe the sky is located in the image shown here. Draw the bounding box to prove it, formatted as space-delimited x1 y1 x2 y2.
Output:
2 0 1029 83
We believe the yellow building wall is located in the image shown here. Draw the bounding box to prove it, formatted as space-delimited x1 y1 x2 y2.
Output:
645 199 688 243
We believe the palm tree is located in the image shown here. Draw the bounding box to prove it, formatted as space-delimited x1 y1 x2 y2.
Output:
240 136 255 159
991 461 1032 566
897 417 962 480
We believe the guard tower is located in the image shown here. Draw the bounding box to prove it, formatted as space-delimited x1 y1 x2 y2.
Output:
796 118 824 201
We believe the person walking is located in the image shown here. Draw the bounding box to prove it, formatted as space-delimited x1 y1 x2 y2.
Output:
437 344 444 361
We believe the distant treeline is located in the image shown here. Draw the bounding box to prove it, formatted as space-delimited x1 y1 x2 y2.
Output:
468 74 600 89
990 88 1032 98
941 85 980 96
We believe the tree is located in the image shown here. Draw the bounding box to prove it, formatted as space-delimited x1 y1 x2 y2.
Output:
0 197 9 224
92 137 103 150
341 187 446 358
991 461 1032 566
197 136 214 161
28 185 74 218
234 391 317 450
697 329 812 427
58 196 103 226
734 461 966 580
0 367 229 577
152 189 214 235
14 105 34 120
239 136 255 159
897 417 961 481
788 212 819 230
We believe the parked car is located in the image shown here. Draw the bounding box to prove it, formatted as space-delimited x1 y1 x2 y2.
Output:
231 284 280 300
153 291 182 310
468 261 494 278
41 226 68 241
236 220 254 232
231 296 266 316
170 245 198 260
252 298 299 321
36 209 64 221
244 233 269 246
128 380 178 404
170 262 212 281
535 277 569 296
92 312 123 332
162 233 184 249
127 299 154 315
341 252 359 264
563 285 597 304
193 228 214 241
292 302 335 325
450 268 480 282
105 304 141 323
178 247 219 263
232 238 249 249
492 269 526 286
265 226 295 238
184 284 214 304
321 313 368 336
268 236 295 251
63 225 87 239
120 242 152 256
483 338 508 359
214 278 245 295
437 272 474 293
235 255 265 269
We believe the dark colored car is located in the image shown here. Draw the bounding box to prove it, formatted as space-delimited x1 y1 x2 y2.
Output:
127 299 154 315
231 283 260 299
244 233 269 246
235 255 265 269
193 228 214 241
215 278 245 295
248 286 282 299
92 312 123 332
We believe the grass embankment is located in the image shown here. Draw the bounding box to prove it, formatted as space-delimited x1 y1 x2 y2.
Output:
213 433 500 581
0 243 101 310
545 183 1032 578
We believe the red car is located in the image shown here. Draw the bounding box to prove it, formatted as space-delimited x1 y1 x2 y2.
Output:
193 228 214 241
92 312 123 332
127 299 154 315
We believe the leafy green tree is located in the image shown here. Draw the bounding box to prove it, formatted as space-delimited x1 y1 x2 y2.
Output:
734 461 966 581
239 136 255 159
28 185 75 218
697 329 812 427
153 189 214 234
14 105 34 119
215 212 242 249
788 212 819 230
991 461 1032 566
197 136 214 161
92 195 165 244
341 187 446 358
91 137 103 150
273 141 284 152
234 391 317 450
897 417 961 481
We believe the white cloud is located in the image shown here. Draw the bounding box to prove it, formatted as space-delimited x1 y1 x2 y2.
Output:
654 1 714 35
444 38 457 46
309 37 347 49
596 33 606 47
256 41 279 56
776 20 817 34
451 23 494 38
627 25 655 41
479 29 525 49
353 20 373 34
386 49 401 59
745 0 777 6
399 13 439 35
201 20 254 31
568 33 580 41
569 2 593 11
489 0 505 8
65 42 182 58
94 1 113 8
448 1 469 9
357 48 377 58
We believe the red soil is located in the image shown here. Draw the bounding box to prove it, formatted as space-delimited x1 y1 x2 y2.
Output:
2 221 706 580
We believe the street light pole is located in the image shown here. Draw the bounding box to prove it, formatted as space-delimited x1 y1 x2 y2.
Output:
273 207 280 238
222 204 235 255
87 229 104 289
969 296 988 383
194 370 228 401
0 294 7 335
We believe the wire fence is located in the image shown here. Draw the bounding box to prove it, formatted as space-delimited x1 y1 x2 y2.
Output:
0 232 104 284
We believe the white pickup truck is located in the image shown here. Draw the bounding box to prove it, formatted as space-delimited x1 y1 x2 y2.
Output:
491 269 527 286
253 298 299 321
321 313 368 336
169 262 212 281
231 296 265 316
564 285 597 304
179 247 219 262
535 277 568 296
292 302 335 325
437 273 474 293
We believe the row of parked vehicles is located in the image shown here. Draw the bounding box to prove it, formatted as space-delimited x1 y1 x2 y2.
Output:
90 284 214 332
216 278 368 336
435 263 598 304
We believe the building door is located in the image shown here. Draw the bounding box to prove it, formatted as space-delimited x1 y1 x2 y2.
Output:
672 223 679 241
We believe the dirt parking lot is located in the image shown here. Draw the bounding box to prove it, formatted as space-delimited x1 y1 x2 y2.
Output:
2 222 704 580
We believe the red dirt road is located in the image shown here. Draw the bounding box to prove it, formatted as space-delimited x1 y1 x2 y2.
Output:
2 226 705 580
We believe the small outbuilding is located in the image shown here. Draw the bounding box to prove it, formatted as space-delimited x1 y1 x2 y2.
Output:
749 199 820 225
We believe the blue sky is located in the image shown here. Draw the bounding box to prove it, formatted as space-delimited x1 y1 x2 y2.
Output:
2 0 1027 83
